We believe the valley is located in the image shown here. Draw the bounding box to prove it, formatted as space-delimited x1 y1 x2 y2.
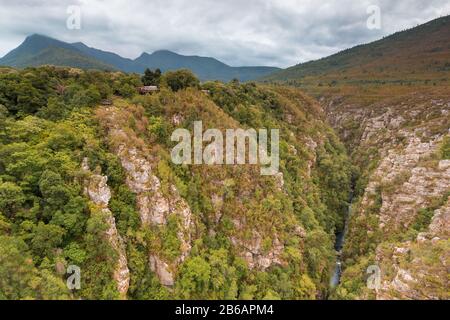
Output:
330 190 353 290
324 91 449 300
262 15 450 300
0 13 448 301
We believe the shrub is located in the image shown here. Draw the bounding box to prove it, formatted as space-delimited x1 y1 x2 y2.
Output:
440 135 450 159
162 69 200 92
141 68 161 86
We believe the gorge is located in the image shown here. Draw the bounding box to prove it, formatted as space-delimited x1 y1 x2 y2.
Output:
0 14 449 301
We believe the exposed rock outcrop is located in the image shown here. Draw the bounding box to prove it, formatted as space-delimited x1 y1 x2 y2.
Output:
81 158 130 298
376 197 449 300
231 219 285 270
116 146 193 286
360 133 449 232
96 106 193 286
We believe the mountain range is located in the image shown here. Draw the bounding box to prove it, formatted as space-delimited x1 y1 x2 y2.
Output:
0 34 280 82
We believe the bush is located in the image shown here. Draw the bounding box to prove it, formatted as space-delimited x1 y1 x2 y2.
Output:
440 135 450 159
0 182 25 217
142 68 161 86
162 69 200 92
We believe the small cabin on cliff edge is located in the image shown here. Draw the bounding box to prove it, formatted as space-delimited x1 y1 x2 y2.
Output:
138 86 159 94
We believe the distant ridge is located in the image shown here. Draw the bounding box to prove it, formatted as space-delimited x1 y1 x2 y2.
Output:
261 15 450 83
0 34 280 81
0 34 115 71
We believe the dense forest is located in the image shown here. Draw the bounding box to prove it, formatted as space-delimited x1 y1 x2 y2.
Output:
0 65 352 299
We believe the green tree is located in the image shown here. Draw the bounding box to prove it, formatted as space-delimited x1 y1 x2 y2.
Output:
31 222 66 257
70 85 101 107
0 182 25 217
147 116 169 143
441 135 450 159
37 97 68 121
141 68 162 86
15 81 47 115
117 83 135 98
64 242 87 265
0 236 69 300
162 69 200 92
0 104 8 120
295 274 316 299
263 289 281 300
176 256 211 298
80 208 119 299
39 170 70 209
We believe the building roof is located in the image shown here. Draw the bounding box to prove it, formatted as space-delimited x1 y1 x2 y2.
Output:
140 86 158 91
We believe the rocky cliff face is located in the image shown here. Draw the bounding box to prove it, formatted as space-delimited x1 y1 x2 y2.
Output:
375 195 449 299
323 93 449 299
91 85 351 298
118 145 193 287
81 158 130 298
96 105 193 287
230 223 286 270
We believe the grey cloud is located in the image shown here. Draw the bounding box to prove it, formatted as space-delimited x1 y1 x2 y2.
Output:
0 0 449 67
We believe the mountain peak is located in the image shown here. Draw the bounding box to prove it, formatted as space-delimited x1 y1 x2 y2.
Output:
20 34 72 48
137 52 151 59
26 33 50 39
152 49 178 55
71 41 87 47
137 50 179 58
23 34 59 44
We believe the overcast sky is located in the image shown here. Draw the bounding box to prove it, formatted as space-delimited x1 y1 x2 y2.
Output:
0 0 449 67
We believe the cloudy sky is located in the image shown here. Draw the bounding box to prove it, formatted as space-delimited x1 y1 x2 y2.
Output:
0 0 449 67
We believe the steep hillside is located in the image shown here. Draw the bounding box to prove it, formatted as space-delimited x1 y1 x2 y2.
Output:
0 35 280 82
324 89 449 300
263 15 450 87
259 15 450 300
0 35 115 71
15 47 117 71
0 66 351 299
0 34 78 66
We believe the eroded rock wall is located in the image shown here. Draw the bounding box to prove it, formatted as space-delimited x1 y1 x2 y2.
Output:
96 106 193 286
82 158 130 297
323 94 449 299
